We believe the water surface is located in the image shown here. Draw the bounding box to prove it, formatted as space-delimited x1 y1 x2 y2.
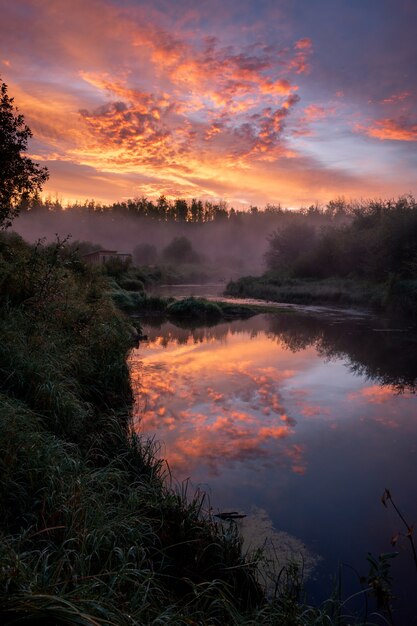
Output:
130 308 417 620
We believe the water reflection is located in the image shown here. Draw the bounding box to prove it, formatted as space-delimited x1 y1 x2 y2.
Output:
131 321 310 477
130 311 417 617
266 312 417 391
131 313 416 483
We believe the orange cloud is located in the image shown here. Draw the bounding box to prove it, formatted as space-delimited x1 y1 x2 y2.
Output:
291 103 336 137
290 38 313 74
4 0 414 206
359 117 417 141
303 104 334 122
284 444 307 475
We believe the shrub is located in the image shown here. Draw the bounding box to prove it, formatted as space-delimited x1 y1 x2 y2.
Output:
167 297 223 321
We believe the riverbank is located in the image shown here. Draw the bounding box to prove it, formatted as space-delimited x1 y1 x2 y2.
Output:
0 232 401 624
0 232 266 624
225 274 417 319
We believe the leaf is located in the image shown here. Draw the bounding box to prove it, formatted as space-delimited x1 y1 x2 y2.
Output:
381 488 391 508
380 552 399 560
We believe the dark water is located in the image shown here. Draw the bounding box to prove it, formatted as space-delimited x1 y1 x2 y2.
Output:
130 305 417 622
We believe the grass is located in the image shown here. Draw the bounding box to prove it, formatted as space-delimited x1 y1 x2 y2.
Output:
225 275 387 310
167 296 224 320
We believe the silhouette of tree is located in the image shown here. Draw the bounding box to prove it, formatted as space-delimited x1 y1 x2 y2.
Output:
0 78 48 228
265 222 316 272
162 236 200 264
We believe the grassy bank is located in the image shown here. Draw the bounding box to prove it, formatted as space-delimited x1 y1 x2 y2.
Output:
225 274 417 318
0 233 399 624
0 233 267 624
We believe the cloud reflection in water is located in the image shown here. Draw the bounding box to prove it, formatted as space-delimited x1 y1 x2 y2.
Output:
130 315 417 483
131 323 316 477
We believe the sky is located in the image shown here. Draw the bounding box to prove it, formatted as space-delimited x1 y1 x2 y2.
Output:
1 0 416 208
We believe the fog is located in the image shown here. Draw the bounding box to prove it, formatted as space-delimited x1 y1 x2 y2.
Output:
11 198 351 281
12 210 276 278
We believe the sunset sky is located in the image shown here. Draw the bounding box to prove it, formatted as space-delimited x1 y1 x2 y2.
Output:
1 0 416 207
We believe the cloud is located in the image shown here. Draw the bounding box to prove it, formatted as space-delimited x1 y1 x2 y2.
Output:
381 91 411 105
291 38 313 74
348 385 400 405
0 0 311 204
291 103 336 137
2 0 416 205
359 117 417 142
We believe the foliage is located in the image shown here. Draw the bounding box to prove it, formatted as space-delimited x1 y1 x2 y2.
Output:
265 221 316 272
162 235 201 264
102 255 132 278
0 78 48 228
167 296 223 321
133 241 158 265
226 197 417 316
226 275 385 308
265 196 417 282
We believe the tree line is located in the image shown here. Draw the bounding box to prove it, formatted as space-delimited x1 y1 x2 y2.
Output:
265 195 417 281
21 194 358 225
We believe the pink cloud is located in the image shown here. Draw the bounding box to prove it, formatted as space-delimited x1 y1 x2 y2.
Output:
3 0 414 206
358 117 417 142
381 91 411 104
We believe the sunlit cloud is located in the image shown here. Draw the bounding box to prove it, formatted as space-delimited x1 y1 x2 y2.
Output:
381 92 411 105
2 0 416 204
359 117 417 142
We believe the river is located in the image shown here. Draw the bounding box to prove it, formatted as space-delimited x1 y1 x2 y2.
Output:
129 286 417 622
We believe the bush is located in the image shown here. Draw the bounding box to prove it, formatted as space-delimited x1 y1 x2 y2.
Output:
118 276 145 291
167 297 223 320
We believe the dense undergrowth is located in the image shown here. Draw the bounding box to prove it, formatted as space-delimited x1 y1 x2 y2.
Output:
0 232 399 625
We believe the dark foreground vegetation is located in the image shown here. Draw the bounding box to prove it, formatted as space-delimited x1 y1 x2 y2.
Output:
226 196 417 318
0 232 268 625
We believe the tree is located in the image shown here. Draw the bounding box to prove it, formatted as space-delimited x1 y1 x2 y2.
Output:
265 222 316 273
0 78 49 228
162 236 200 264
133 242 158 265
